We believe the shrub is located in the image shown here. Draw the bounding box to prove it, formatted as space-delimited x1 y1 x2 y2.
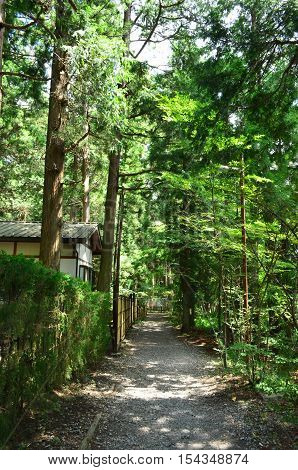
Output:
227 334 298 399
0 253 111 446
194 311 218 332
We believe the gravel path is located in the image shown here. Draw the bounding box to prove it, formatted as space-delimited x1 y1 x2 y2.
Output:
21 312 294 450
88 313 253 449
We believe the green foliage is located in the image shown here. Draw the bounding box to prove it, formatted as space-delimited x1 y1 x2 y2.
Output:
0 0 297 432
194 309 218 332
0 254 111 446
227 334 298 399
144 0 297 400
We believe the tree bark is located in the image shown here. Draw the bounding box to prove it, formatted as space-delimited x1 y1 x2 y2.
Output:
0 0 5 113
122 3 132 48
69 152 79 222
82 103 90 222
112 189 124 351
180 196 195 332
40 0 69 270
97 4 132 292
240 156 250 342
180 254 195 332
97 152 120 291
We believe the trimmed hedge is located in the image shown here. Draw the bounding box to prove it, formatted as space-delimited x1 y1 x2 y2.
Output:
0 253 111 445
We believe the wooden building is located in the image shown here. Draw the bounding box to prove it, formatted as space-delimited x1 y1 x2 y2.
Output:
0 221 101 282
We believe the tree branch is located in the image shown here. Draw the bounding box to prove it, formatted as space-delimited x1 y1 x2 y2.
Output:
265 39 298 46
273 51 298 94
65 127 90 153
119 168 162 178
0 7 56 40
132 2 163 59
161 0 185 9
0 20 36 31
132 24 182 44
0 71 49 81
67 0 78 11
119 180 163 191
25 13 57 40
119 186 155 191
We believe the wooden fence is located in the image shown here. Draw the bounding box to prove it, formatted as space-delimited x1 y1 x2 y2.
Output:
114 294 146 351
0 295 147 360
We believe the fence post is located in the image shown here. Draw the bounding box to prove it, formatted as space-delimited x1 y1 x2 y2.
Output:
121 296 124 341
129 295 132 327
132 293 135 321
119 296 122 342
126 297 129 333
124 297 127 337
112 293 147 349
117 296 121 349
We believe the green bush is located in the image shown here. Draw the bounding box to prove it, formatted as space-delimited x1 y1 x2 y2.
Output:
194 311 218 332
0 253 111 446
227 335 298 399
192 306 297 401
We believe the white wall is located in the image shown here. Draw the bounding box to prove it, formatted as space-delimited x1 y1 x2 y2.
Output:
0 240 93 281
76 243 92 267
76 243 93 282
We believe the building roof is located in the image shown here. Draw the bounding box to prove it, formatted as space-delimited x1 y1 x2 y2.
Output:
0 221 100 241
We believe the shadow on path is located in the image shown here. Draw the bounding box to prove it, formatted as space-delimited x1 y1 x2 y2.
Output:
88 313 252 449
18 312 282 450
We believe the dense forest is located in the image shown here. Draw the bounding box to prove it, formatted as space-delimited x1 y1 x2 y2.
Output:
0 0 297 442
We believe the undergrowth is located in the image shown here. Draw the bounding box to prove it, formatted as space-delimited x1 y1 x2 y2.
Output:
0 253 111 447
171 306 298 402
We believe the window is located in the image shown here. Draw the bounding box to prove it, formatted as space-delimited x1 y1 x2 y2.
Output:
79 265 92 283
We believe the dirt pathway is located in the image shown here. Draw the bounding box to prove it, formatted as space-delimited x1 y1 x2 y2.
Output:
21 312 294 450
89 313 247 449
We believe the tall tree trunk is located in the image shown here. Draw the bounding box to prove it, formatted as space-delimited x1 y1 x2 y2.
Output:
0 0 5 112
222 272 229 368
180 253 195 332
40 0 69 270
112 189 124 351
97 5 132 292
82 102 90 222
180 196 195 332
97 152 120 291
82 148 90 222
70 152 79 222
211 174 222 332
122 3 132 48
240 156 250 342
